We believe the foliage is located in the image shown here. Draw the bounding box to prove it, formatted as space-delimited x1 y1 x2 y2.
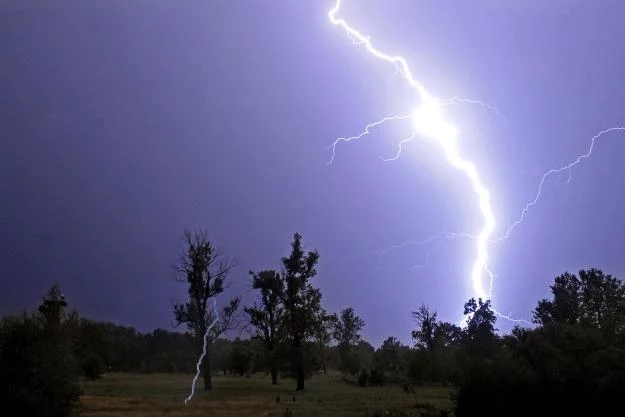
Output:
333 307 367 375
245 269 285 383
0 286 81 417
455 270 625 416
279 233 326 391
368 368 386 386
357 369 369 386
533 268 625 341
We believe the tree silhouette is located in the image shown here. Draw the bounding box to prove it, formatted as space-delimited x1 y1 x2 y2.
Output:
331 307 366 375
173 230 240 391
279 233 325 391
245 270 285 384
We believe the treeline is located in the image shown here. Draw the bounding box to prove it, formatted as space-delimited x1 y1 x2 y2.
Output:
2 230 625 417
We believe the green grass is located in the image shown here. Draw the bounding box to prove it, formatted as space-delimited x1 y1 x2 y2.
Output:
81 372 453 416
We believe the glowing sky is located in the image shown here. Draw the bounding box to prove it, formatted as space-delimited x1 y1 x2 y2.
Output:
2 0 625 345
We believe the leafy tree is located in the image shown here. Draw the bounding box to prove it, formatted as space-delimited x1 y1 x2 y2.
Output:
245 270 285 384
0 285 81 417
533 271 581 325
332 307 366 375
433 321 463 349
374 337 409 382
332 307 366 347
279 233 325 391
173 230 241 391
463 298 497 353
534 269 625 341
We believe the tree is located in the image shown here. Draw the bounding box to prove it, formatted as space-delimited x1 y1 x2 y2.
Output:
411 304 437 351
533 272 580 325
332 307 366 375
245 270 285 384
280 233 325 391
333 307 366 347
533 269 625 341
0 285 81 417
374 337 409 383
433 321 463 349
314 312 336 375
173 230 241 391
463 298 497 355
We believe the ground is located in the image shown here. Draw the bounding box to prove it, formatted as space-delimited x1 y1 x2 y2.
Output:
81 372 453 416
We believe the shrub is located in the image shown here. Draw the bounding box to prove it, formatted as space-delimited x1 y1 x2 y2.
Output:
369 369 386 386
357 369 369 386
81 352 106 381
0 314 81 417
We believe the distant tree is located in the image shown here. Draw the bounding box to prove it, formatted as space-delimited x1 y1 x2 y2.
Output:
173 230 241 391
333 307 366 347
411 304 437 351
433 321 463 349
38 284 68 327
279 233 325 391
355 340 376 371
229 338 256 377
534 269 625 341
0 285 81 417
374 337 409 382
315 313 336 374
245 270 285 384
332 307 366 375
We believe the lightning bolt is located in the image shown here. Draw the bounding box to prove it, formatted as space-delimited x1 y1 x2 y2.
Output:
328 1 623 328
328 0 495 303
185 297 220 405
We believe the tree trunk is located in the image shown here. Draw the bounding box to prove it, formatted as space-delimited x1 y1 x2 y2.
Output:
296 371 305 391
202 348 213 391
295 342 305 391
271 368 278 385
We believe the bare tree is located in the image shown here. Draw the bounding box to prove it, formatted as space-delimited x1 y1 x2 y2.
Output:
173 230 240 391
411 304 437 351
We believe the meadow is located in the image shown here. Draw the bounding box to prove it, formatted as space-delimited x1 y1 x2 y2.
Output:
81 372 453 417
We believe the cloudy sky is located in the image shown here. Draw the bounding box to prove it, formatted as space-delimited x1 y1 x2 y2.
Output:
2 0 624 345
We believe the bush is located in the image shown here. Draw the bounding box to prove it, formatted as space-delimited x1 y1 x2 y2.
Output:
81 352 106 381
369 369 386 386
0 314 81 417
357 369 369 386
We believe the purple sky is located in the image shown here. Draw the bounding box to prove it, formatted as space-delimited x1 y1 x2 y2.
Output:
2 0 625 346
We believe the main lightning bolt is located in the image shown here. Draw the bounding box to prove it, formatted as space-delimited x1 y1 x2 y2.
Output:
328 0 495 302
185 297 220 405
328 1 624 327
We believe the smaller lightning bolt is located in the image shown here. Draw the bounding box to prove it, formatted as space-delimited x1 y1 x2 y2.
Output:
327 115 413 164
184 297 220 405
497 127 625 242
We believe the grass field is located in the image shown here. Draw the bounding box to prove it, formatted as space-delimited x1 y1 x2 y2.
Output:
81 372 453 416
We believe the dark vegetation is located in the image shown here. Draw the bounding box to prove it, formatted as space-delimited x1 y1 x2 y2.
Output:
2 230 625 416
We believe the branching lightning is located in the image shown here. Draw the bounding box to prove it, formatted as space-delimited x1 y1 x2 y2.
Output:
184 297 220 405
328 0 496 303
328 0 624 327
496 127 625 242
